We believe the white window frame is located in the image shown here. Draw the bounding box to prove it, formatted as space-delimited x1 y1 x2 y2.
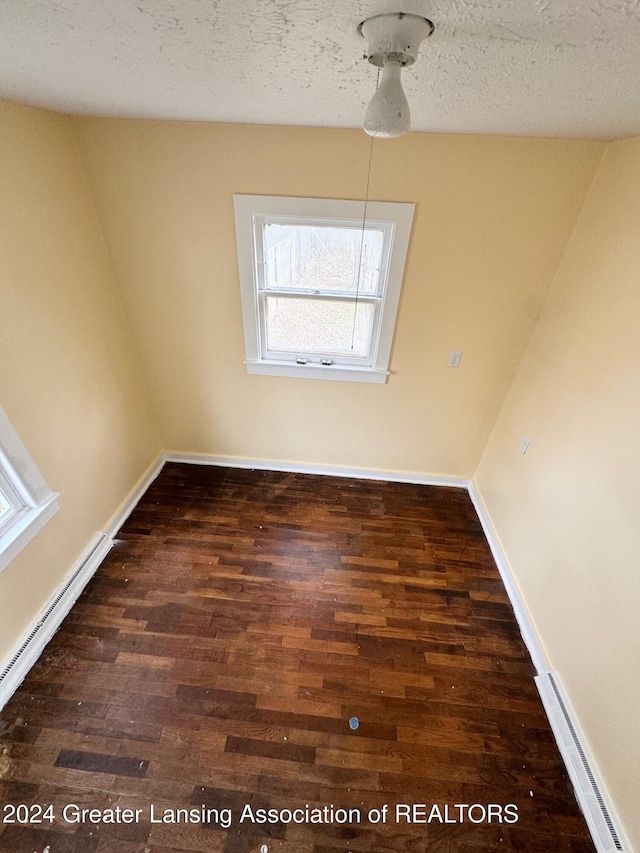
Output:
234 195 414 383
0 406 59 574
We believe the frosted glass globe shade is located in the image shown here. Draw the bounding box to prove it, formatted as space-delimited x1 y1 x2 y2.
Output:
363 60 410 138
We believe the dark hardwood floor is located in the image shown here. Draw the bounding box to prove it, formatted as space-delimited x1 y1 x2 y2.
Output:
0 463 595 852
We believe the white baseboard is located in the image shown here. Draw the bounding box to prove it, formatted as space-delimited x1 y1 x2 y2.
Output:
162 451 471 489
0 455 164 711
467 479 549 675
103 454 165 539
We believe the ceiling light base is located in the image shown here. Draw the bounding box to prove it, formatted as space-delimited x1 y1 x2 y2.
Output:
358 12 434 68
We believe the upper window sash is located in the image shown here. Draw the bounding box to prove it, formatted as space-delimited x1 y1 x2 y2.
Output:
253 214 394 300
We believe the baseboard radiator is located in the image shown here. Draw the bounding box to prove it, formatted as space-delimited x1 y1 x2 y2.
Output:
0 533 112 708
536 671 627 853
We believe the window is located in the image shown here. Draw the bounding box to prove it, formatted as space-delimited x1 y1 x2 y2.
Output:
0 406 59 573
234 195 414 383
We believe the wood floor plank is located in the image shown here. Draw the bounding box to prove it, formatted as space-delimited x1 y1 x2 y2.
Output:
0 463 595 852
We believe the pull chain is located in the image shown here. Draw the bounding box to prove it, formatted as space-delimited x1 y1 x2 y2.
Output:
351 68 379 351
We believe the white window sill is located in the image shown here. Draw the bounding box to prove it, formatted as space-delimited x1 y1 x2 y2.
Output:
0 494 60 574
245 361 390 384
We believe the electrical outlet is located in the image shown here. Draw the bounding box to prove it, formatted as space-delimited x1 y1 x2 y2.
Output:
520 435 531 455
448 351 462 368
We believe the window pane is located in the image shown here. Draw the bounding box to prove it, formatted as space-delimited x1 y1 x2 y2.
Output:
0 487 14 521
263 224 384 295
266 297 375 358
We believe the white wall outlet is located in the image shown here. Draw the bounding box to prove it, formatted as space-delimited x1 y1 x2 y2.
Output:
448 351 462 367
520 435 531 455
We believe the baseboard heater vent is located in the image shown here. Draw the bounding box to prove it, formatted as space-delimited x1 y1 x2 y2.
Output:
0 533 110 690
535 671 625 853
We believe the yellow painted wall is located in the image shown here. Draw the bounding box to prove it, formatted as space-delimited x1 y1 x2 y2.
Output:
0 101 160 660
72 119 603 477
475 136 640 847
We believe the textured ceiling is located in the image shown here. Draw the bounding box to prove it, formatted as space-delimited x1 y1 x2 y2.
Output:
1 0 639 139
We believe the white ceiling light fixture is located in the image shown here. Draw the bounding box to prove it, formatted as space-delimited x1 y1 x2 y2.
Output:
359 12 434 138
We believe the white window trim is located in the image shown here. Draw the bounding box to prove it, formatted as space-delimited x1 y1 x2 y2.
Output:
0 406 59 574
234 195 414 384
